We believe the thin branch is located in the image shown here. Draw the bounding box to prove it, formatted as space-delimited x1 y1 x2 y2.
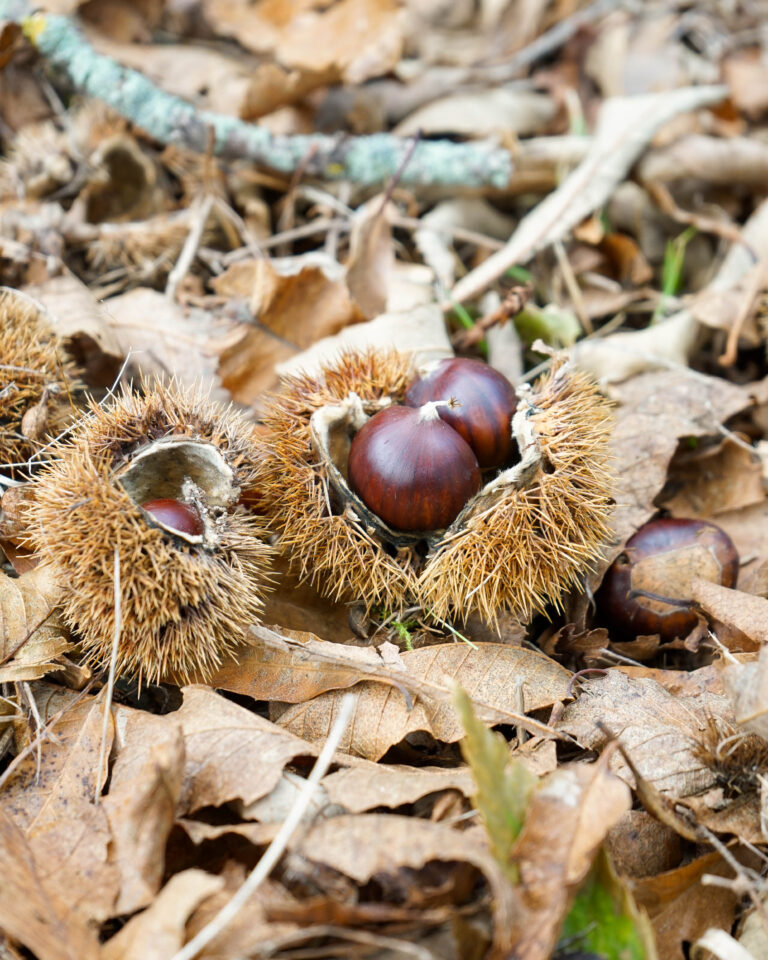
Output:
1 2 512 189
94 545 121 803
171 693 356 960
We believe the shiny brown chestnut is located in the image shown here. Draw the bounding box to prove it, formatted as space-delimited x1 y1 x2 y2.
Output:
348 402 481 532
598 517 739 641
405 357 517 469
141 498 204 537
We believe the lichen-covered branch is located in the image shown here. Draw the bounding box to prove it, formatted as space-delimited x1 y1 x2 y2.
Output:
0 0 513 189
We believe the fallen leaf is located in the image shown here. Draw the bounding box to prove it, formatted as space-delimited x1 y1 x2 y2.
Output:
101 869 223 960
274 641 571 759
321 762 475 813
215 255 365 403
204 0 405 86
104 287 224 393
175 685 318 812
103 710 185 914
660 438 765 519
274 302 452 380
0 564 71 683
510 751 632 960
294 812 518 955
0 807 100 960
345 196 394 319
395 87 556 139
690 578 768 647
557 670 727 798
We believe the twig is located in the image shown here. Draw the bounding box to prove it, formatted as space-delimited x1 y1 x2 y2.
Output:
553 238 593 334
170 693 356 960
469 0 627 83
1 2 512 189
165 193 215 301
93 545 121 803
718 260 766 367
452 285 531 349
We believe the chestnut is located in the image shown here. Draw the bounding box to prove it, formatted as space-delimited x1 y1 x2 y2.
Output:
598 517 739 640
141 498 204 537
405 357 517 469
348 403 481 532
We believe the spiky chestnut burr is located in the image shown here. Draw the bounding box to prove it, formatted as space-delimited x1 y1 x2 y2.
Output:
348 403 481 531
419 363 615 625
256 350 614 626
0 287 81 472
597 517 738 640
405 357 517 468
25 380 272 684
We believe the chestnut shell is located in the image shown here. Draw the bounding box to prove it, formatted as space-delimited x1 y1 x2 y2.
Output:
598 517 739 640
348 405 481 532
405 357 517 468
141 498 204 537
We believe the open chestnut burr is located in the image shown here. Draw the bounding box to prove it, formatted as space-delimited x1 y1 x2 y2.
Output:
598 517 739 640
255 349 614 625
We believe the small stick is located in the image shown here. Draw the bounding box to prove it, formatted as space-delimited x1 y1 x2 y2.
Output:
93 546 121 803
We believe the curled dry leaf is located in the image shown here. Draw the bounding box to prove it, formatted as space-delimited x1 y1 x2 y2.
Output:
214 255 366 404
294 812 518 956
272 640 570 760
510 750 632 960
175 686 319 813
0 807 100 960
274 302 453 380
101 870 224 960
0 564 71 684
102 712 186 915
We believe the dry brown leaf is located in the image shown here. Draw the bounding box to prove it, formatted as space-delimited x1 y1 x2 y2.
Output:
102 711 185 915
345 197 394 319
175 685 318 813
690 578 768 647
660 438 765 519
21 695 120 923
25 271 123 387
395 87 556 139
101 869 223 960
721 645 768 741
104 287 223 392
274 641 570 760
510 750 632 960
205 627 362 703
632 853 745 960
606 369 757 558
274 302 452 380
214 255 365 404
557 670 727 799
709 502 768 596
0 807 100 960
295 813 517 955
321 762 475 813
0 564 71 683
204 0 404 85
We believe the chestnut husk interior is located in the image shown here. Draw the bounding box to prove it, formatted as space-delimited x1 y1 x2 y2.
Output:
309 386 542 558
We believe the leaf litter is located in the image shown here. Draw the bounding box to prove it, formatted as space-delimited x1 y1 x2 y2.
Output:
4 2 768 959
